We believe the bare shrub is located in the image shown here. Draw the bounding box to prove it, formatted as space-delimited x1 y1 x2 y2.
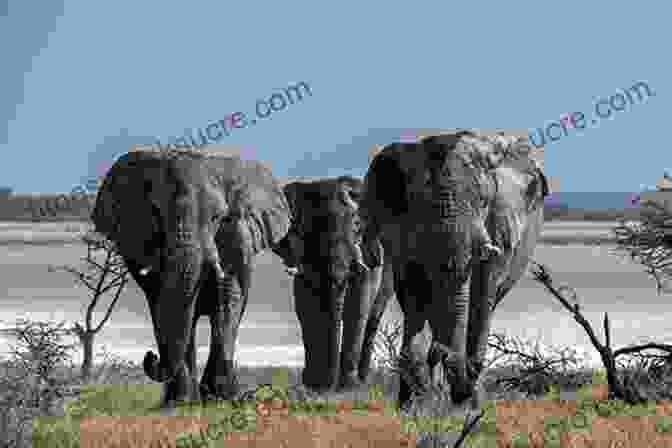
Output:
531 261 672 404
85 345 145 385
485 332 593 397
0 318 78 447
48 229 129 383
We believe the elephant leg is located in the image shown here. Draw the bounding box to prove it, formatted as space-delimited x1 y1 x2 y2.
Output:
125 261 170 382
185 314 200 399
396 261 432 411
201 263 250 400
294 274 330 390
200 315 218 399
154 277 200 406
339 265 382 390
358 261 394 384
466 261 497 388
426 275 472 406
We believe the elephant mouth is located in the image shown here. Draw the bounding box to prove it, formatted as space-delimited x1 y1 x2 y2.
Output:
429 194 468 220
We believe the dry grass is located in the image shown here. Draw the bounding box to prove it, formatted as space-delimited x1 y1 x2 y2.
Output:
77 399 416 448
68 388 672 448
4 316 671 447
489 385 672 447
79 415 211 448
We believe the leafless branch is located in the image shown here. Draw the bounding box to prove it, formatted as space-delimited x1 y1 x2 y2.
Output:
530 260 672 404
46 227 130 380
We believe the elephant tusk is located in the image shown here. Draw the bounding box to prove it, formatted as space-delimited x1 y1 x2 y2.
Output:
139 266 152 276
482 243 502 259
213 261 226 279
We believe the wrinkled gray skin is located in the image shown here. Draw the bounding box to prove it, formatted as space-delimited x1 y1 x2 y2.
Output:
363 130 549 410
271 176 394 391
91 150 291 408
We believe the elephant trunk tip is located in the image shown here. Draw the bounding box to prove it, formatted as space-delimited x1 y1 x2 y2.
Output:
143 350 172 383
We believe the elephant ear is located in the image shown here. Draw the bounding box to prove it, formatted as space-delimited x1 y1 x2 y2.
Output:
490 134 549 211
207 157 292 254
336 175 363 200
334 175 364 212
282 181 303 226
91 151 164 268
484 134 549 251
363 143 419 229
335 175 385 268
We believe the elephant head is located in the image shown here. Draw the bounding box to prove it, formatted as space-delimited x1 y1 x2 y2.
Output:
364 130 549 408
271 176 382 391
92 150 291 405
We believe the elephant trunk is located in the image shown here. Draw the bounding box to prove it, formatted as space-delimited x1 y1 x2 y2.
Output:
144 207 202 390
327 282 347 390
425 192 481 404
202 229 226 279
433 274 473 405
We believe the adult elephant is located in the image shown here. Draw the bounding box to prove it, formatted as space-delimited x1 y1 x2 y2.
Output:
362 129 549 410
271 176 394 392
91 149 291 408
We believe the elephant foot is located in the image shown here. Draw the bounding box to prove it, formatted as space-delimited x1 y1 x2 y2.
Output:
301 368 330 392
357 364 371 384
338 371 363 391
449 384 473 406
160 364 199 408
200 360 240 401
301 375 332 394
397 359 432 412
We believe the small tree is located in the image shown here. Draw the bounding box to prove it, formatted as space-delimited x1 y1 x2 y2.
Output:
48 227 129 382
613 195 672 295
0 319 77 413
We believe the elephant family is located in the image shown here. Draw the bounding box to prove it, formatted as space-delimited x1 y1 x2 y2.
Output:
271 176 394 392
91 150 291 407
362 129 549 410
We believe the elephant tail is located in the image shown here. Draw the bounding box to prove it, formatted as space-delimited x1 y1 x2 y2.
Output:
143 350 173 383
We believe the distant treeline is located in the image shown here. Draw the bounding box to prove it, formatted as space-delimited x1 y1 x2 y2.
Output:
543 203 643 222
0 189 95 222
0 189 649 223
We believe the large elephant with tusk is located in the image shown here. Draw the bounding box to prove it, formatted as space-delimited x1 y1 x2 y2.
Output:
362 129 549 410
91 149 291 408
271 176 394 392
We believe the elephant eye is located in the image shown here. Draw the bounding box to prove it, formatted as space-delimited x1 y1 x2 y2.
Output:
212 213 228 225
219 214 238 225
423 170 432 185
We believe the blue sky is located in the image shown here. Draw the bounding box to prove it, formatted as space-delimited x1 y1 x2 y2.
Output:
0 1 667 194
